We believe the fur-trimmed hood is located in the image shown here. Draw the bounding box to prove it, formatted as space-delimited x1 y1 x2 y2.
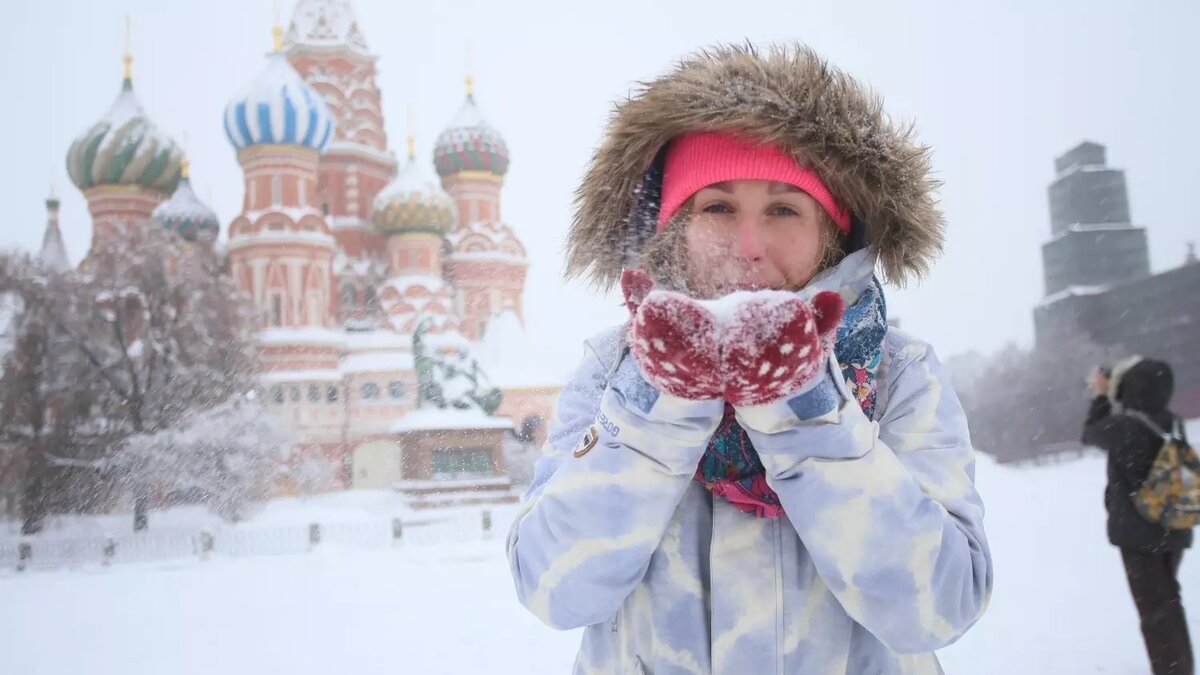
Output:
565 42 945 289
1110 355 1175 414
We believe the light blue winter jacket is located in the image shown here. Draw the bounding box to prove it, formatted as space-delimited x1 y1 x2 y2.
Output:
507 251 992 674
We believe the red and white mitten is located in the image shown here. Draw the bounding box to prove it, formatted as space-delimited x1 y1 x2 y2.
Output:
623 270 723 401
720 291 844 407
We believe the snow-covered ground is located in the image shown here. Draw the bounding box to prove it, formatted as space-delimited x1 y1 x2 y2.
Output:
2 424 1199 674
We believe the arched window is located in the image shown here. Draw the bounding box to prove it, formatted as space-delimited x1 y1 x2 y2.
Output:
387 381 404 400
270 294 284 327
308 384 321 403
360 382 380 400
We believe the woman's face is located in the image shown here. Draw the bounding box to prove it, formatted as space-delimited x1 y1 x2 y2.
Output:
684 180 830 297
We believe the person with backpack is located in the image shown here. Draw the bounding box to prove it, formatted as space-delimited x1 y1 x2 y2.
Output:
1083 357 1197 675
507 43 992 674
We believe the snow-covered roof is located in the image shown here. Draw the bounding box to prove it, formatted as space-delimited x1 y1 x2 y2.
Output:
447 96 490 129
476 310 564 388
433 95 510 178
283 0 371 56
152 176 220 243
224 52 334 153
372 157 456 235
340 351 414 374
422 328 472 352
65 79 182 194
343 329 410 351
1055 163 1120 179
1038 284 1110 307
259 368 343 384
323 140 395 166
227 229 335 249
1046 222 1139 245
395 476 511 491
1066 223 1134 232
256 327 347 346
389 408 513 433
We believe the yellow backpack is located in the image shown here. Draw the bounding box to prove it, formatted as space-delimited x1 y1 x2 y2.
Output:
1127 411 1200 530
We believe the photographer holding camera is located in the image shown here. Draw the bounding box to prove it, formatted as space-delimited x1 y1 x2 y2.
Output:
1083 358 1194 675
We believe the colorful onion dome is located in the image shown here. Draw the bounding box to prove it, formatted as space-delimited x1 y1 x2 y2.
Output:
433 92 509 178
372 138 456 236
223 51 334 153
151 158 219 242
66 77 183 193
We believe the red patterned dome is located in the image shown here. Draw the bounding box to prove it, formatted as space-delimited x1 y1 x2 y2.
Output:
433 95 509 178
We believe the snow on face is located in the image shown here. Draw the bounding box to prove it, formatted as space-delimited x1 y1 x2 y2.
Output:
682 180 831 298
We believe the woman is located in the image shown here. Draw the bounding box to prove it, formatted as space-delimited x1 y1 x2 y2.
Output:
1084 357 1194 675
508 43 992 674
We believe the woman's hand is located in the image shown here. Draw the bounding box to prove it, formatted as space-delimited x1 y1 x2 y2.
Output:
721 291 843 406
623 270 723 401
1088 367 1111 397
621 269 843 406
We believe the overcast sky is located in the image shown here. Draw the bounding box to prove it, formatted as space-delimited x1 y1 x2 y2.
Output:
2 0 1197 375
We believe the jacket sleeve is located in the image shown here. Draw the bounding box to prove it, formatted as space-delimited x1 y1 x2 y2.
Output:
507 344 722 630
1082 395 1113 446
739 339 992 654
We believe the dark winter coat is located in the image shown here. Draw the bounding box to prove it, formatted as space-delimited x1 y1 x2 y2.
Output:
1083 358 1193 552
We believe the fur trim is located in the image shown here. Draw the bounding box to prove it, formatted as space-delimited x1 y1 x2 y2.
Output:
566 42 946 289
1108 354 1144 406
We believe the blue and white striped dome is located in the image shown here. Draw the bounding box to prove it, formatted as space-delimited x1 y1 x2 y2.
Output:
223 52 333 153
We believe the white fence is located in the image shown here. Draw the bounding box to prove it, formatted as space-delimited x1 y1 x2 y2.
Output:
0 510 497 572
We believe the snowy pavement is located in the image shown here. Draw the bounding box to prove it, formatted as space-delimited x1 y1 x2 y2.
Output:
3 444 1199 673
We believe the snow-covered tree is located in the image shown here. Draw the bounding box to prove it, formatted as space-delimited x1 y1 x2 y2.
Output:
959 334 1124 463
412 322 503 413
0 222 269 531
0 253 103 533
110 394 293 523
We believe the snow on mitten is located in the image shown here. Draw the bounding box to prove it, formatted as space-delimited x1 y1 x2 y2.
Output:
720 290 844 407
621 268 655 315
628 290 723 401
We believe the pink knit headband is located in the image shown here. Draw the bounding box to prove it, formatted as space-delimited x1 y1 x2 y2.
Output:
657 132 851 234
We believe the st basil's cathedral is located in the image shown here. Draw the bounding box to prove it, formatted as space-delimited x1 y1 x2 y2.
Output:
42 0 559 506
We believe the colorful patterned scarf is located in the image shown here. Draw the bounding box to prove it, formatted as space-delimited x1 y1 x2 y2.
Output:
695 278 888 518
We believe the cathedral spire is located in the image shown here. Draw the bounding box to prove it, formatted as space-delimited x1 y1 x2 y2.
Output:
406 105 416 160
272 0 284 52
40 191 70 272
122 14 133 86
464 41 474 98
